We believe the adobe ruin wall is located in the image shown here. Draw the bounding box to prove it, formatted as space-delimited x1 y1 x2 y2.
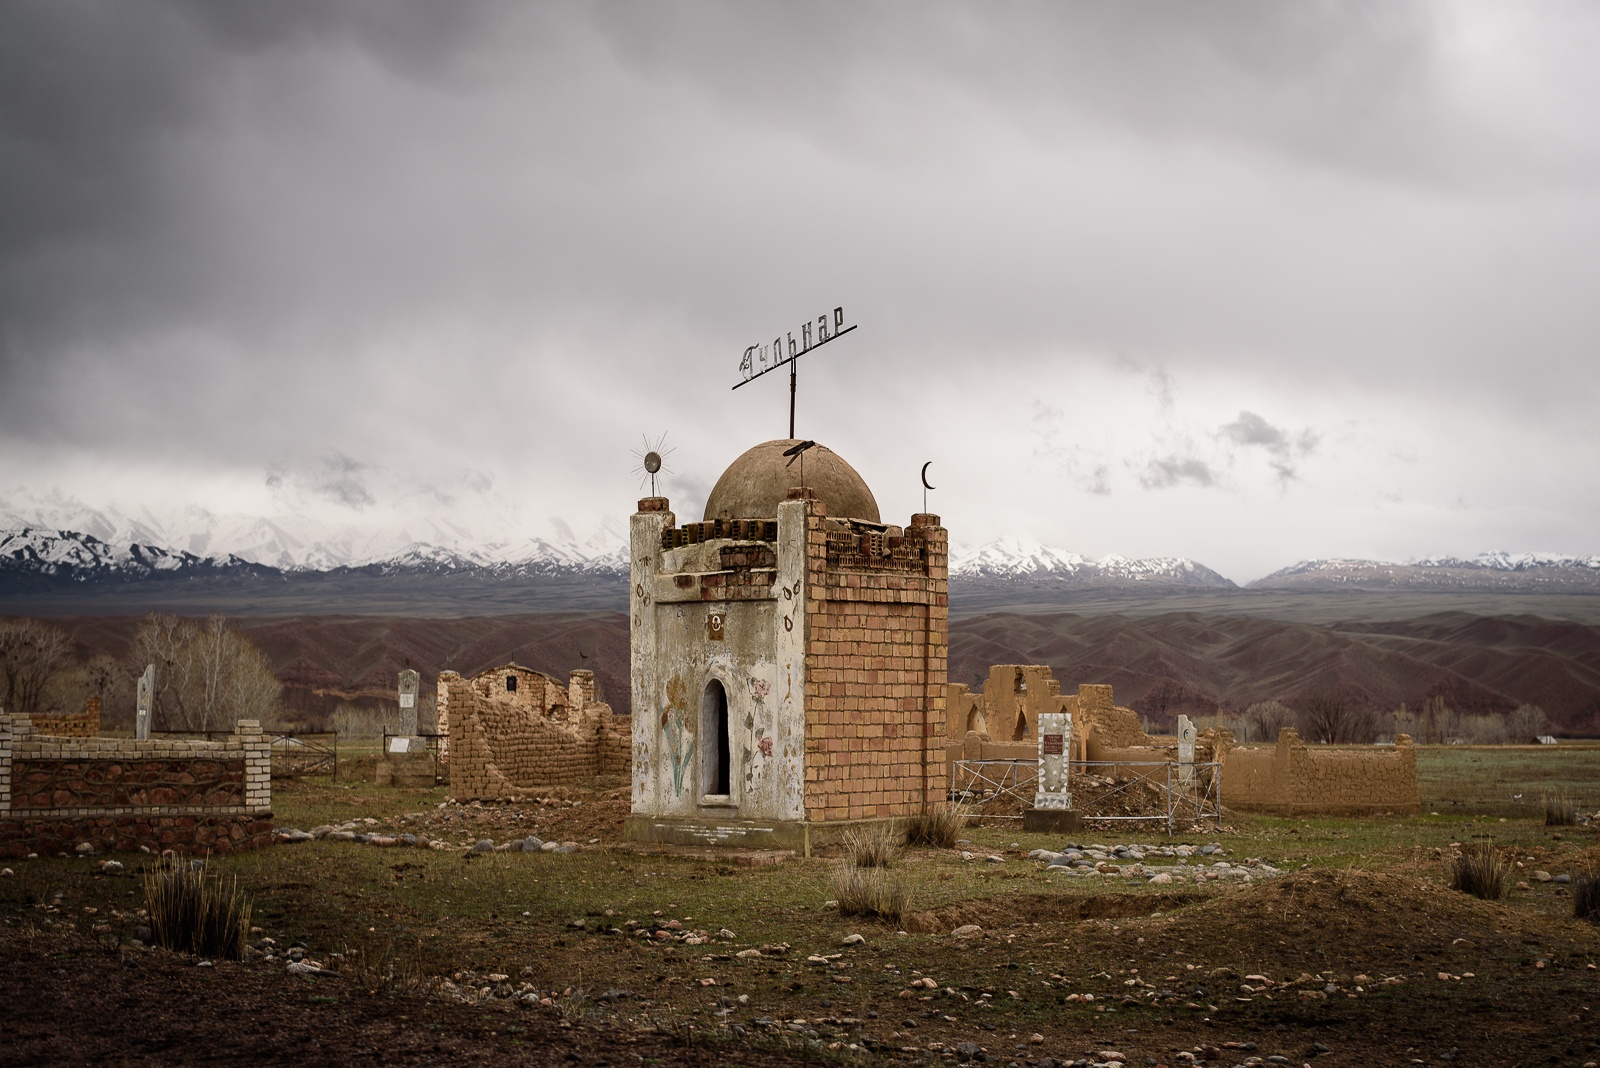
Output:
947 668 1418 815
0 712 273 857
1222 728 1421 816
446 668 629 800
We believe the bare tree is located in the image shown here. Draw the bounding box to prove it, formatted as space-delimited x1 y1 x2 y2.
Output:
1296 691 1377 744
1506 703 1551 743
1242 700 1297 743
133 614 280 732
0 618 73 714
43 653 136 725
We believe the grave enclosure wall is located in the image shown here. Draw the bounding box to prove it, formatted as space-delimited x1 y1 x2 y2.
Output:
0 713 273 857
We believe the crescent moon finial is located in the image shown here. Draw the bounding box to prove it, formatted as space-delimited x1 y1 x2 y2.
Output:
921 461 935 491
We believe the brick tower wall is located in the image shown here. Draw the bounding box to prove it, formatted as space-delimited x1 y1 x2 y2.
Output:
802 506 949 822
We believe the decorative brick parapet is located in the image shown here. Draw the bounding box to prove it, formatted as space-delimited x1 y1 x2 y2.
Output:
0 713 272 856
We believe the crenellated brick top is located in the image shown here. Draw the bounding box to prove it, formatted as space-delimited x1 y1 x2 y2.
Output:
661 518 778 549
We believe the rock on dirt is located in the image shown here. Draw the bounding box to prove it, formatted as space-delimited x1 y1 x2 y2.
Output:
950 925 982 939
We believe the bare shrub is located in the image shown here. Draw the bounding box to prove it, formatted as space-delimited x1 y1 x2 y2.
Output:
1448 843 1509 901
0 618 73 714
1241 701 1296 743
842 824 898 869
831 864 909 924
1545 791 1577 826
331 703 397 740
142 856 252 960
904 804 967 849
1574 873 1600 923
135 614 280 732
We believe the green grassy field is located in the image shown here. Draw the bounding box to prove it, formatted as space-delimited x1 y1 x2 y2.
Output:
5 745 1600 1065
1415 743 1600 815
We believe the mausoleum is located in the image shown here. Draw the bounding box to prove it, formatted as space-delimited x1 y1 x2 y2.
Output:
625 439 949 850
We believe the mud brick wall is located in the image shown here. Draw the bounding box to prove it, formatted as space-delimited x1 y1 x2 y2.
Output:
0 713 273 857
803 511 949 822
446 683 626 799
597 717 630 777
30 695 102 738
1223 728 1420 816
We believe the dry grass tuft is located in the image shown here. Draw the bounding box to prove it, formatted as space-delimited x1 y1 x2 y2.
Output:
842 824 899 869
1574 873 1600 924
142 856 252 960
1447 843 1509 901
1545 791 1577 826
904 804 968 849
341 934 431 994
831 864 909 924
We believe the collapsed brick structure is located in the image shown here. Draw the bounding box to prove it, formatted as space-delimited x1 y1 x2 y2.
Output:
627 439 949 850
28 694 102 738
442 664 628 800
946 665 1420 816
0 712 273 857
947 669 1218 767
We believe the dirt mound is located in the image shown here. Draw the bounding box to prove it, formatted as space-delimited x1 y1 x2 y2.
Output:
1129 866 1600 959
902 891 1202 933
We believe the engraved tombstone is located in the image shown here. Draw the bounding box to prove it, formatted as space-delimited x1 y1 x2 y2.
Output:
396 669 420 737
1023 711 1080 833
1177 714 1196 788
376 668 434 786
136 663 155 740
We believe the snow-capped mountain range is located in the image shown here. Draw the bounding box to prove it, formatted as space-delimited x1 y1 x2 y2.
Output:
4 510 1599 603
1252 553 1600 592
948 536 1233 587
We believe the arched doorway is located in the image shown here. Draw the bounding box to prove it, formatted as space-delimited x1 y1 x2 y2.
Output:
701 680 731 798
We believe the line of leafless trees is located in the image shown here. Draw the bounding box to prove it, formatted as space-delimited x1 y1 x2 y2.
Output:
0 614 280 733
1226 692 1553 745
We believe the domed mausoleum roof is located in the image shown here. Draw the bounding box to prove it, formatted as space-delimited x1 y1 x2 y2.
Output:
703 440 880 523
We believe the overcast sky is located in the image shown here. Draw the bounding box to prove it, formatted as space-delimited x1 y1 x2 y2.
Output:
2 1 1598 581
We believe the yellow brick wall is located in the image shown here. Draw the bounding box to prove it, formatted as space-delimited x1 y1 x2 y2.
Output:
802 511 948 822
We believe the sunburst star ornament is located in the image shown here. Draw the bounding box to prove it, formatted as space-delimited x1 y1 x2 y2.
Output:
632 434 673 496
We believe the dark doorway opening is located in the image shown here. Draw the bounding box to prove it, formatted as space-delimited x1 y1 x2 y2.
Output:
702 680 731 797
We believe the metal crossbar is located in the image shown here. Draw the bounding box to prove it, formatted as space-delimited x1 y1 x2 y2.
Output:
950 758 1223 835
951 759 1039 807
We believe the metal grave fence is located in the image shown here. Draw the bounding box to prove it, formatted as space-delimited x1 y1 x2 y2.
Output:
950 757 1223 834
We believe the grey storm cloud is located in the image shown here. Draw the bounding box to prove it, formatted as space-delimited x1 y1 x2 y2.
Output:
0 2 1598 580
1219 411 1320 484
266 452 374 510
1140 456 1217 491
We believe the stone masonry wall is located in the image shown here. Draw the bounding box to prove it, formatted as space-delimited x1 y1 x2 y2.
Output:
447 683 627 800
802 505 949 822
0 713 273 857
